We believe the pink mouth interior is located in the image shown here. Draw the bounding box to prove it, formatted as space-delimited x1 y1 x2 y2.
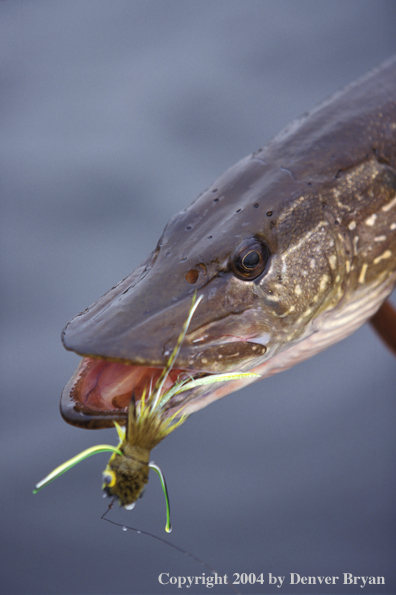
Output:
70 357 186 413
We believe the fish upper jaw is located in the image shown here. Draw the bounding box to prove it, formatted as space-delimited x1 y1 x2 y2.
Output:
61 276 274 374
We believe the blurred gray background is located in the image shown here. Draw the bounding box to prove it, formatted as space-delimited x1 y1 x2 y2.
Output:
1 1 395 594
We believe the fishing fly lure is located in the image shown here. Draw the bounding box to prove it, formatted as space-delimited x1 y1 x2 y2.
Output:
34 295 258 531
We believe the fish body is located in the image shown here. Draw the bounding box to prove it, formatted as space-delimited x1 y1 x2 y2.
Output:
61 57 396 429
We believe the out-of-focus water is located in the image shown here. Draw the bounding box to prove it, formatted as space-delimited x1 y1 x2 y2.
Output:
1 1 395 593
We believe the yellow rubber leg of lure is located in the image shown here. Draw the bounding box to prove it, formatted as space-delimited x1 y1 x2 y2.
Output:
370 300 396 356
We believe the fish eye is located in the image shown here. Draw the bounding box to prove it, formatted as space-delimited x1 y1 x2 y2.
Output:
231 238 270 280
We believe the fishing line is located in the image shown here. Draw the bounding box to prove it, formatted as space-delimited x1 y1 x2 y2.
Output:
101 501 241 595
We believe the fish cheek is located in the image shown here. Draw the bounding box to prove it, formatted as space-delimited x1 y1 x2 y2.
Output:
193 341 268 373
253 224 338 339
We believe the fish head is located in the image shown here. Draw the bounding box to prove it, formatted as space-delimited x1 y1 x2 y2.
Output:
61 155 347 427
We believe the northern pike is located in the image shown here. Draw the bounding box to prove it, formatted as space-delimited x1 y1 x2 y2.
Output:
61 57 396 440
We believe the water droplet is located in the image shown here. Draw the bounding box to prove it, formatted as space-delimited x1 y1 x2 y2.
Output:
186 225 192 231
124 502 136 510
122 526 127 532
207 235 212 239
266 210 273 217
137 530 141 534
254 203 259 208
102 493 107 499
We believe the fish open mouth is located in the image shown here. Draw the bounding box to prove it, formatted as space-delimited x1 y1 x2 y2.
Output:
60 297 266 429
60 356 206 429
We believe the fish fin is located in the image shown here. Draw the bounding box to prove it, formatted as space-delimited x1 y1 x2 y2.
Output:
370 299 396 356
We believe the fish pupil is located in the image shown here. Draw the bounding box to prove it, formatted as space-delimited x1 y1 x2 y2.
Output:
242 250 260 269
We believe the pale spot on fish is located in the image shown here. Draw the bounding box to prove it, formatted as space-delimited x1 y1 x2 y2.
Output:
345 260 351 273
373 250 392 264
358 263 368 284
348 221 356 230
297 307 313 320
329 255 337 270
310 258 316 269
319 275 329 291
294 285 302 296
382 195 396 212
365 214 377 226
353 236 359 255
335 275 341 283
278 305 296 318
295 309 312 324
374 235 387 242
266 293 281 302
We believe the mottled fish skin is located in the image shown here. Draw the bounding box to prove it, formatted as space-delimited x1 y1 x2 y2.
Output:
61 57 396 425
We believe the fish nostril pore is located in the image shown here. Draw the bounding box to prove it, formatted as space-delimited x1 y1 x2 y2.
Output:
185 269 199 284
